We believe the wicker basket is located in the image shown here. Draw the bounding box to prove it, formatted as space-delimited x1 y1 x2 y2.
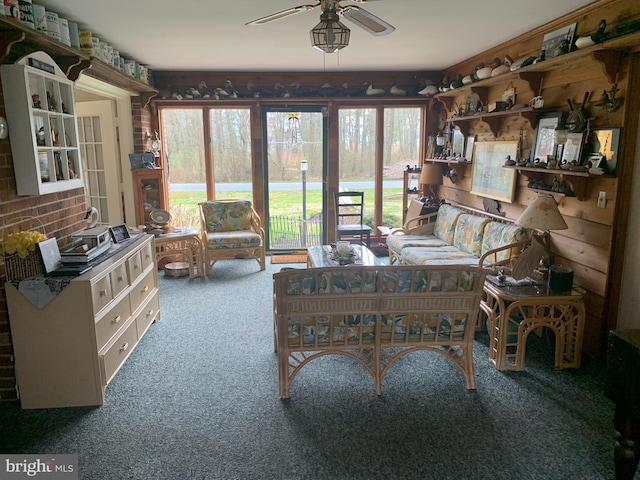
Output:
4 250 42 282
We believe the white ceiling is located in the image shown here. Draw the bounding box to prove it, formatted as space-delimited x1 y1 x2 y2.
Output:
36 0 595 72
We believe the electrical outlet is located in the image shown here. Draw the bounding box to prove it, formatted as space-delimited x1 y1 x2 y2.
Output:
597 191 606 208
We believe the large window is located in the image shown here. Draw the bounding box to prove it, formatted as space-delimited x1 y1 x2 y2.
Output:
160 107 252 228
338 106 424 230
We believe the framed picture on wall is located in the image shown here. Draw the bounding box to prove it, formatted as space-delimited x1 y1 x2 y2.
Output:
464 136 476 162
531 112 563 163
471 141 518 203
561 132 586 165
590 128 621 174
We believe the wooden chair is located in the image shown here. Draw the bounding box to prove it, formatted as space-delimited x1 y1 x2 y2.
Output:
199 200 266 273
334 191 372 247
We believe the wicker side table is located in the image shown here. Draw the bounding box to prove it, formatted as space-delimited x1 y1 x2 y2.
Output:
154 229 204 278
481 282 586 371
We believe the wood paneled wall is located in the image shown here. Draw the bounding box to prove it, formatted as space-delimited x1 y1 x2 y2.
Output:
434 0 640 357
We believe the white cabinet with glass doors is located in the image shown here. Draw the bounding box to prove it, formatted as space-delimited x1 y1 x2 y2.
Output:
0 52 83 196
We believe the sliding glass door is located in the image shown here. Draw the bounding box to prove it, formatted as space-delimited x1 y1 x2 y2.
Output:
262 106 327 251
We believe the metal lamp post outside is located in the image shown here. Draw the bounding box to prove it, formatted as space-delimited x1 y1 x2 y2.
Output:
301 159 308 248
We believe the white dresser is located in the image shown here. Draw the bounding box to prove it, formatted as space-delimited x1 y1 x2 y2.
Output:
6 234 159 409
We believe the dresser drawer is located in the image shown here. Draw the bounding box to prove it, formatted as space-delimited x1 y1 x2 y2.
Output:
127 250 144 283
101 320 138 385
109 261 129 299
135 291 160 338
129 269 156 313
91 274 113 314
139 240 154 271
95 294 132 350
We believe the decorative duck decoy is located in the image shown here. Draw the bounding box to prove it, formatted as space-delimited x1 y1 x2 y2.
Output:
338 82 366 97
223 80 238 98
390 80 407 96
364 80 385 96
317 83 341 96
274 82 290 98
290 81 317 97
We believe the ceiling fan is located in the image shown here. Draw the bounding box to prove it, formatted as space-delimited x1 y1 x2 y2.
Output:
246 0 395 40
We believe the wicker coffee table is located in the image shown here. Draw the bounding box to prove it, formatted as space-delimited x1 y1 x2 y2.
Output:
307 244 385 268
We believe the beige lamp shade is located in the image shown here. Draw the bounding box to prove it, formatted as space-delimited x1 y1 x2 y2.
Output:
515 195 568 231
420 163 443 185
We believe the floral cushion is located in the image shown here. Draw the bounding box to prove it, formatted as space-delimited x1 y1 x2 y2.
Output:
433 205 463 244
381 267 477 292
386 234 449 253
380 312 469 342
452 214 490 257
205 231 262 249
481 222 529 260
284 269 378 347
200 200 253 233
400 246 480 266
284 267 479 347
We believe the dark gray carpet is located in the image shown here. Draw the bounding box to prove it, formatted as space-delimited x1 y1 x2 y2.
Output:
0 259 634 479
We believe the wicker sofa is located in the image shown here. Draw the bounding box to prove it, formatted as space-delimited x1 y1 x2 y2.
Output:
273 264 486 398
386 203 530 268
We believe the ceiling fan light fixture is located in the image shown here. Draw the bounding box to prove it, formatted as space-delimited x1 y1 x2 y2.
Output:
310 11 350 53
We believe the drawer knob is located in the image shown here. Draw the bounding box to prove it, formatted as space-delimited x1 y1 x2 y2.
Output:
142 285 149 293
120 342 129 352
112 315 121 324
134 263 140 270
118 275 124 282
100 290 107 297
147 309 154 317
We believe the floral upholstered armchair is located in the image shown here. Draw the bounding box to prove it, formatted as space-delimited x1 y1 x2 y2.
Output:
199 200 266 274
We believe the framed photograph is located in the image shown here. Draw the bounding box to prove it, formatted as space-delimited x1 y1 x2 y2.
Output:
541 23 576 59
591 128 621 174
109 224 131 244
561 132 586 164
451 128 464 157
471 141 519 203
36 237 62 275
530 112 563 163
464 135 476 162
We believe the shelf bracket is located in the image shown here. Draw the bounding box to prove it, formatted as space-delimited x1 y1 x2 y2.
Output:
59 57 89 82
591 50 623 84
518 72 544 95
482 116 500 137
469 86 488 106
436 96 454 112
0 29 25 64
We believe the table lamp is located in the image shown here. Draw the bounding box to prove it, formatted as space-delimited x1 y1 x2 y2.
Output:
515 194 568 271
419 163 442 198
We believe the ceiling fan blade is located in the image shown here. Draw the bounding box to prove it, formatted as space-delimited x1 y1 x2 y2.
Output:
340 6 395 36
245 3 320 26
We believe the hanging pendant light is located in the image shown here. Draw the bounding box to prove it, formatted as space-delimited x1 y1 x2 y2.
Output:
310 3 350 53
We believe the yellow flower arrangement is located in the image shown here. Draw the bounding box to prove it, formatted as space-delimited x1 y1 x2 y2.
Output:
1 231 47 259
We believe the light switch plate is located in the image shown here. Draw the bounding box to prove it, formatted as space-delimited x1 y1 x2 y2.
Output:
597 191 606 208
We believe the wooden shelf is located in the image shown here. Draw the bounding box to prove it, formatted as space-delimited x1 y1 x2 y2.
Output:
0 16 157 107
434 30 640 105
506 165 590 177
425 158 472 166
504 165 591 200
446 107 544 136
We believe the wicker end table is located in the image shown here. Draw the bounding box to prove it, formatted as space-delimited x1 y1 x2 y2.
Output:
154 228 204 278
481 281 586 371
